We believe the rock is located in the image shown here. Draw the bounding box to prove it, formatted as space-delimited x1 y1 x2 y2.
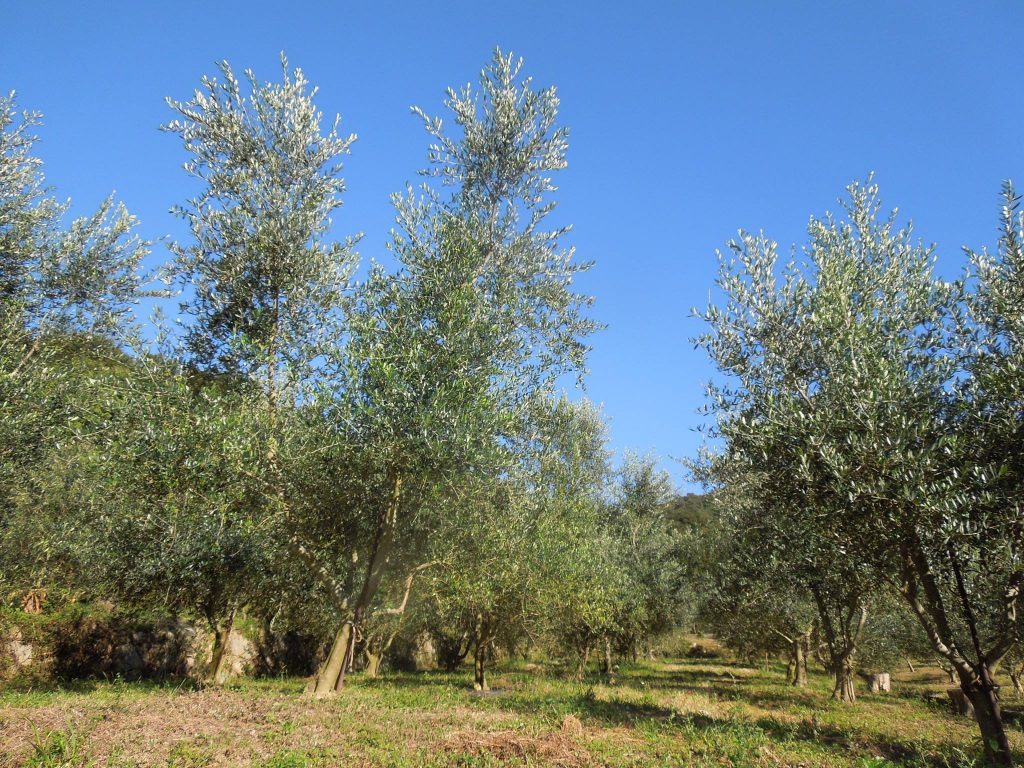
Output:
4 627 34 669
178 624 203 673
412 632 437 671
686 643 718 659
9 640 34 667
113 642 145 677
224 628 256 677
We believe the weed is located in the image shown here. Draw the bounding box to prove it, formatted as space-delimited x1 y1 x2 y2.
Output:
26 722 86 768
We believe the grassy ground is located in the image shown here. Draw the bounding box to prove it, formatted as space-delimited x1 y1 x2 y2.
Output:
0 655 1016 767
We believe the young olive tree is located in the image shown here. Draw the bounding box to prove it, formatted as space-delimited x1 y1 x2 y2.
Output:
685 488 794 673
303 49 598 695
422 475 542 690
506 398 617 676
162 56 359 672
605 454 687 662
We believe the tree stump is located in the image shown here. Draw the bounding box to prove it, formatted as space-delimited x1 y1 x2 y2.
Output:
948 687 975 718
868 672 891 693
21 588 46 614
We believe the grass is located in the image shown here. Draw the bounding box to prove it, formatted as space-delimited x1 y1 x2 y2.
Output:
0 654 1016 767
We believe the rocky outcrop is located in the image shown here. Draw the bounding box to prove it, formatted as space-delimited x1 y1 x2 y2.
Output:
254 629 320 676
5 627 34 668
0 610 315 683
49 617 205 680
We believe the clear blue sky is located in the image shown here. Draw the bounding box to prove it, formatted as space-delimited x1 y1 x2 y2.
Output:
4 1 1022 490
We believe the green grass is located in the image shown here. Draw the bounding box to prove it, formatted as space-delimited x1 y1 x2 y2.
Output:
0 656 1015 767
24 722 86 768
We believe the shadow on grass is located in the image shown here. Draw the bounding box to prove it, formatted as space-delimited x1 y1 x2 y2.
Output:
495 686 942 766
618 664 951 714
616 668 827 711
358 671 465 689
0 674 205 698
751 714 1003 768
478 662 996 768
496 688 679 727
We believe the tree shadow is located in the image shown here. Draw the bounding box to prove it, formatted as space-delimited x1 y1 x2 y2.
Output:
355 670 464 689
0 674 203 699
498 690 681 728
750 715 1000 768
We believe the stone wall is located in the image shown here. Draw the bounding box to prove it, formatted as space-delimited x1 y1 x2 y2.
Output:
0 611 264 683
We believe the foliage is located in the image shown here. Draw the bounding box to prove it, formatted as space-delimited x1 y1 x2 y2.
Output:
0 92 150 602
298 48 600 693
604 454 687 655
695 177 1024 762
164 54 358 386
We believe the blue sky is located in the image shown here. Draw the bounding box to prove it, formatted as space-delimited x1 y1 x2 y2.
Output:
4 1 1022 489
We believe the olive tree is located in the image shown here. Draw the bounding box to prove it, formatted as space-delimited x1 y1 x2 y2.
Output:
303 49 598 695
0 92 150 604
605 454 687 662
1 92 149 340
525 399 619 675
689 466 872 697
695 297 877 702
162 55 359 666
697 179 1024 763
688 493 816 682
421 476 541 690
165 55 357 393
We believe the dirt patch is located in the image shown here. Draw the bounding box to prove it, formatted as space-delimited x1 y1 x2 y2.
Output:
0 690 281 767
440 728 588 766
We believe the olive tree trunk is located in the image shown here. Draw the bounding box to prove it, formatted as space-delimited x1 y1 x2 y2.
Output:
208 607 237 686
473 615 492 691
576 642 592 679
832 657 857 703
779 627 811 687
601 635 613 675
1010 667 1024 698
364 650 383 678
790 633 809 687
899 539 1016 767
309 471 403 696
809 586 866 704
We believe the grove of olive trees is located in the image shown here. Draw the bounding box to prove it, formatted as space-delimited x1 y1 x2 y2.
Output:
0 51 684 695
2 45 1023 768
